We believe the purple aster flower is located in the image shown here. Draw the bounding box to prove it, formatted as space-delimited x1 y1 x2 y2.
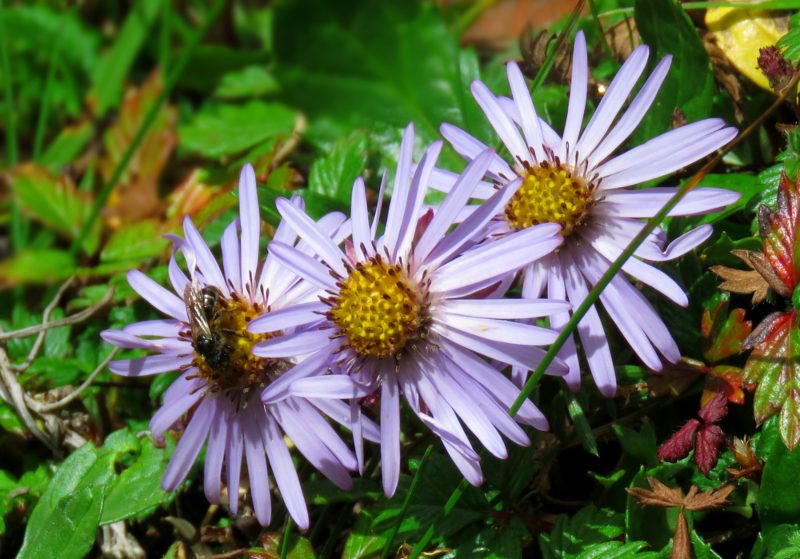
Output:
101 165 377 530
434 31 741 397
248 124 569 497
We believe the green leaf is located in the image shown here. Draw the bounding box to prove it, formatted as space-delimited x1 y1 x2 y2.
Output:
633 0 714 142
614 422 658 468
89 0 162 115
7 163 99 255
455 517 530 559
482 443 540 503
17 485 103 559
100 437 174 524
17 444 112 559
18 429 171 558
575 541 658 559
305 478 382 506
539 506 627 559
342 512 387 559
179 101 296 158
100 220 169 264
214 65 280 99
0 248 77 285
308 132 371 203
752 524 800 559
701 232 762 267
759 434 800 532
778 12 800 63
691 173 764 227
273 0 492 157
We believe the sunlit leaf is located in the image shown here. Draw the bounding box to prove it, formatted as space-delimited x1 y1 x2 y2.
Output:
7 163 99 255
178 101 296 158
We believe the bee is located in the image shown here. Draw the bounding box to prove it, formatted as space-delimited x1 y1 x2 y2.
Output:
184 284 232 371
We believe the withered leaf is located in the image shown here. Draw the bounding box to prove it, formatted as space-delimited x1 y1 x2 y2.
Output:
683 483 735 511
627 477 685 509
672 509 691 559
710 254 769 305
627 477 734 511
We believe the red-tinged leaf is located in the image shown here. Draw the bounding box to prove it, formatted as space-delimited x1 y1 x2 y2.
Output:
698 393 728 423
743 310 800 449
100 70 177 228
658 418 701 462
702 365 747 406
759 171 800 295
695 424 725 475
702 303 752 363
744 311 791 350
779 388 800 450
164 169 234 233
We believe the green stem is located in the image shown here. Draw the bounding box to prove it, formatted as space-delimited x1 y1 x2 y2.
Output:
588 0 614 61
0 0 17 165
381 446 433 559
69 0 224 256
279 518 293 559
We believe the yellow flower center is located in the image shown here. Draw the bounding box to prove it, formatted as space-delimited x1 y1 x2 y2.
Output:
189 293 284 394
329 258 427 359
504 162 593 237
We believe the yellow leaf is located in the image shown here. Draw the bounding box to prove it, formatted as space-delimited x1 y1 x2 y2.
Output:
706 7 789 91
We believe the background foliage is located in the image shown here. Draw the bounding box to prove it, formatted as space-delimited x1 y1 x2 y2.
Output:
2 0 800 557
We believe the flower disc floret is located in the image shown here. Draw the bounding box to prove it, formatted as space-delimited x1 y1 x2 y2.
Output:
505 162 592 236
187 292 280 394
329 258 427 359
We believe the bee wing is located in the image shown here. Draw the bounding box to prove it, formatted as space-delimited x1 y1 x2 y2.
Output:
184 284 213 338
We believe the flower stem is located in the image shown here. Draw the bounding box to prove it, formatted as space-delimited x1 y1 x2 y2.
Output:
382 445 433 559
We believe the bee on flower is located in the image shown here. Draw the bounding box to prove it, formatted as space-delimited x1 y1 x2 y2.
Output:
101 165 377 529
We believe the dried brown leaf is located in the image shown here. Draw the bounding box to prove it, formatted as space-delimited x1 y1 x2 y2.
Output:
627 477 734 511
672 509 692 559
605 17 641 60
626 477 685 509
683 484 735 511
710 261 769 305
